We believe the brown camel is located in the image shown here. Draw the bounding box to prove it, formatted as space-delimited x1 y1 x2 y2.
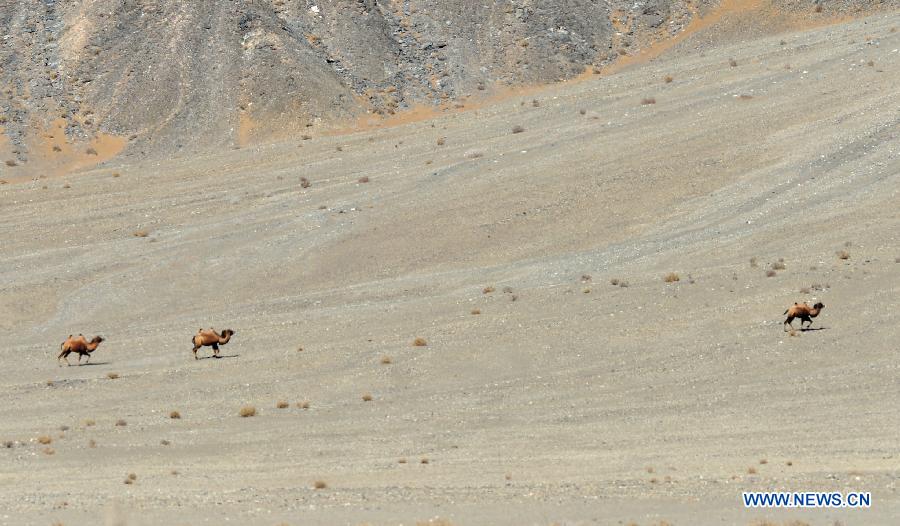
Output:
191 328 235 360
58 334 105 366
783 302 825 331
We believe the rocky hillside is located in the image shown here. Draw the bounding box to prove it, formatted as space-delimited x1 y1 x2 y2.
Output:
0 0 895 172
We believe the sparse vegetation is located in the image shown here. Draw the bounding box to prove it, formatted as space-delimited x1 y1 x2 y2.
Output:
471 308 481 315
132 231 149 238
169 411 181 419
300 177 311 188
380 356 393 364
579 109 586 115
641 97 657 105
747 467 757 474
160 439 170 446
663 272 680 283
771 259 786 270
115 419 127 427
3 441 13 448
42 447 55 456
837 250 850 260
610 278 620 286
37 435 52 445
313 480 327 489
799 287 811 294
760 459 768 464
84 419 95 427
815 3 823 12
398 458 407 464
297 401 310 409
86 147 98 156
465 150 484 159
436 137 446 146
276 401 289 409
420 458 429 464
664 75 674 83
5 160 17 167
412 337 427 347
358 176 370 183
511 125 525 134
362 393 373 402
239 406 257 418
88 439 97 448
107 372 120 379
729 58 738 67
766 270 777 277
483 286 495 294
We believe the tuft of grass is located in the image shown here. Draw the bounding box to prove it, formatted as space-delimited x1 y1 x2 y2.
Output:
115 419 127 427
300 177 311 188
362 393 373 402
436 137 446 146
3 440 14 448
169 411 181 419
663 272 680 283
664 75 674 83
729 58 738 67
132 231 149 238
171 469 179 475
759 459 768 464
239 406 257 418
420 458 430 464
128 473 137 481
88 439 97 448
123 478 133 485
786 460 793 466
579 109 586 115
814 3 823 12
581 274 592 282
398 458 408 463
313 480 327 489
358 176 370 183
771 260 786 270
160 439 170 446
107 372 121 380
470 308 481 315
766 270 777 277
380 356 393 364
297 401 310 409
83 419 95 427
641 97 656 105
112 172 121 178
276 401 289 409
836 250 850 260
42 447 55 456
747 466 757 474
511 125 525 134
412 337 427 347
38 435 52 445
583 288 591 294
610 278 619 286
482 286 495 294
531 99 540 107
85 147 98 156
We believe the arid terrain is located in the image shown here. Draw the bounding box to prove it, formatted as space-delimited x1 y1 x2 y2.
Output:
1 2 900 526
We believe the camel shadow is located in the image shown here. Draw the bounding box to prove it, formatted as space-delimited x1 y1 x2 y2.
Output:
74 361 111 366
800 327 829 332
198 354 240 360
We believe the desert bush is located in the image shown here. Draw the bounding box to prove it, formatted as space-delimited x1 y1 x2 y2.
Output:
412 337 427 347
239 406 256 418
511 125 525 134
836 250 850 260
663 272 680 283
641 97 656 105
169 411 181 419
277 401 289 409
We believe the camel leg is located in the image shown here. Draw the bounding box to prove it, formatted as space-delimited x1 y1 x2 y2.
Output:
784 317 794 332
192 345 200 360
212 343 219 358
84 352 91 364
60 352 71 367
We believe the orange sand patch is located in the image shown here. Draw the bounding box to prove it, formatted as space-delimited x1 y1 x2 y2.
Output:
237 111 258 148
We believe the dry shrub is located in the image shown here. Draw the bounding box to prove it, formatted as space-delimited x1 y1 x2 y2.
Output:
362 393 373 402
42 447 55 456
641 97 656 105
412 337 427 347
380 356 393 364
112 172 121 178
123 478 133 485
664 75 674 83
470 308 481 315
358 176 370 183
276 401 289 409
88 439 97 448
766 270 777 277
436 137 445 146
86 147 98 155
799 287 811 294
300 177 311 188
531 99 540 107
420 458 429 464
169 411 181 419
297 401 310 409
581 274 592 282
729 58 738 67
313 480 327 489
38 435 52 445
83 419 95 427
128 473 137 481
482 286 495 294
465 150 484 159
132 231 148 238
4 160 16 167
814 3 823 12
511 125 525 134
579 109 586 115
59 425 69 432
663 272 680 283
398 458 408 464
3 441 14 448
786 460 793 466
836 250 850 260
759 459 768 464
747 466 757 474
771 259 786 270
160 439 170 446
239 406 257 418
115 419 127 427
583 288 591 294
738 94 754 100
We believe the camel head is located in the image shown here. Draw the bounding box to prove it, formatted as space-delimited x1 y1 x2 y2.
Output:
222 329 235 338
92 336 105 344
813 302 825 310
